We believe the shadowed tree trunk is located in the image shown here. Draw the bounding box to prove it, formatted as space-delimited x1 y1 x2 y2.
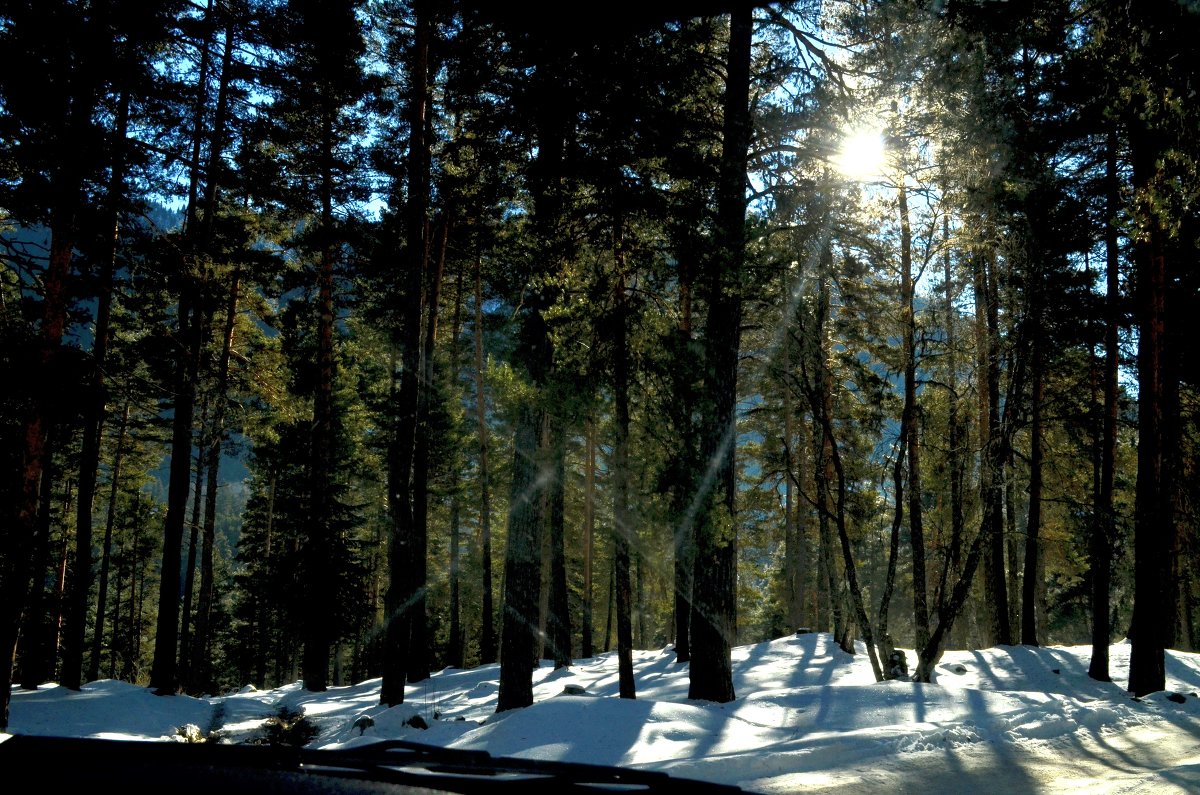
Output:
782 386 807 633
974 249 1011 648
302 80 343 692
62 91 130 691
473 257 496 665
150 0 220 696
179 414 206 688
547 417 572 669
933 214 967 652
408 217 450 685
90 401 130 682
688 6 752 704
1089 127 1120 683
581 420 596 659
671 258 696 664
497 396 547 711
189 270 240 695
188 8 242 692
149 286 201 695
899 182 930 659
383 0 433 706
18 440 59 690
1 6 101 728
808 246 845 646
1128 116 1171 698
447 268 466 669
613 273 636 699
497 34 565 711
1022 330 1043 647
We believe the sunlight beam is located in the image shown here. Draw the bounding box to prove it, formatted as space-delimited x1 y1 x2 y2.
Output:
834 127 886 181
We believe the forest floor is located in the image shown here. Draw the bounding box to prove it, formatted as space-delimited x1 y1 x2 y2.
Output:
8 633 1200 793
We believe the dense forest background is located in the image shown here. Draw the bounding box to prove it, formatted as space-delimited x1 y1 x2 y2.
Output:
2 0 1198 729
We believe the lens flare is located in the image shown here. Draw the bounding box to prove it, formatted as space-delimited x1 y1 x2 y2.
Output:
835 128 886 181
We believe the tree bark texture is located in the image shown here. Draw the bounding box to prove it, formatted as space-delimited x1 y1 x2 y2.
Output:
688 7 752 704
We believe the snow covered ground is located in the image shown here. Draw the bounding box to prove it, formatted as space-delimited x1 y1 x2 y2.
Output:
8 633 1200 793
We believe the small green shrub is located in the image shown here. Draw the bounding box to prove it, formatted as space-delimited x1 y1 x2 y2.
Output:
250 706 320 747
176 723 225 743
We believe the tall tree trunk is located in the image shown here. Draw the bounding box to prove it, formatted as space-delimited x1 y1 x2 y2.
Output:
497 398 546 711
52 479 74 666
671 260 696 664
1022 339 1043 646
811 250 844 645
187 15 240 692
803 302 883 681
148 0 217 696
780 262 809 636
90 402 130 682
879 416 905 671
582 419 596 659
974 251 1011 647
383 0 432 706
912 249 1019 680
782 385 807 633
613 280 636 699
815 415 840 640
0 96 89 733
936 214 967 651
408 217 449 685
18 442 58 690
537 425 551 662
447 268 466 670
132 519 148 681
189 272 240 694
179 400 207 688
547 417 572 669
1128 120 1170 698
1089 128 1120 682
1006 464 1021 636
899 182 930 657
497 30 566 712
636 552 646 649
472 258 496 665
110 548 122 680
688 4 752 705
303 94 339 693
605 555 615 652
62 92 130 690
823 415 883 682
148 290 200 694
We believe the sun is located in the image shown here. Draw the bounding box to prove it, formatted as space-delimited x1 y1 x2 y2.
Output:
835 127 887 181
